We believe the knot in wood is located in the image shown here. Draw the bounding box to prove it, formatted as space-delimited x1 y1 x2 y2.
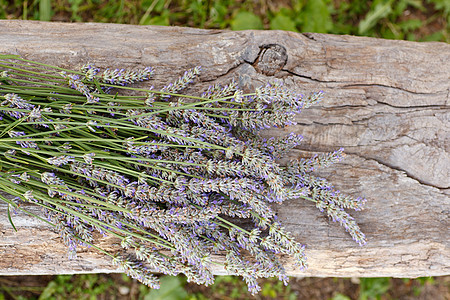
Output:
254 44 287 76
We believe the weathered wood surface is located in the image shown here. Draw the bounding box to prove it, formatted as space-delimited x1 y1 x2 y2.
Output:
0 20 449 277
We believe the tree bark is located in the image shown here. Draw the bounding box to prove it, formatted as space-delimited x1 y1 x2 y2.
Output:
0 20 449 277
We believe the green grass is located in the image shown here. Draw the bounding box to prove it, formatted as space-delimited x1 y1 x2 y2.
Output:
0 0 448 42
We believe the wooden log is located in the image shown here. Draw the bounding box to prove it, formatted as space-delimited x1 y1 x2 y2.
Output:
0 20 449 278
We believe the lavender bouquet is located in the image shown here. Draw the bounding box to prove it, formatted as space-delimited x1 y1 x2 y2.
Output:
0 54 366 294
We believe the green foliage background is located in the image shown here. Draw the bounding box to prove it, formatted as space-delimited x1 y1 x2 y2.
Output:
0 274 445 300
0 0 448 42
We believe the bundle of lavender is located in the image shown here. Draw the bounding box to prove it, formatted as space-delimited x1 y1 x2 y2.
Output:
0 54 366 294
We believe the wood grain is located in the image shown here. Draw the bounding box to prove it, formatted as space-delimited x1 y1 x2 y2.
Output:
0 20 449 277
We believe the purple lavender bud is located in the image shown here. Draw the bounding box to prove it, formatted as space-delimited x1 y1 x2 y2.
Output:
23 190 38 203
61 72 93 99
160 66 201 99
83 153 96 164
1 93 35 119
47 155 75 167
80 63 100 81
100 66 153 86
8 131 38 152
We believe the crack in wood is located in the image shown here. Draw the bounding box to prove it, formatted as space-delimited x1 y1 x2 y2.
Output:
347 153 448 190
372 99 447 109
282 69 330 83
199 61 247 83
343 83 449 96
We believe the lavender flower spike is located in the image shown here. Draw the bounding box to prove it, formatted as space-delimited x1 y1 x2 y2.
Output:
47 155 75 167
100 67 153 86
1 93 35 119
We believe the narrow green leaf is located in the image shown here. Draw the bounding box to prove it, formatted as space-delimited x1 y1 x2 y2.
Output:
39 0 52 21
359 0 393 34
141 10 170 26
0 116 27 138
7 204 18 232
0 55 21 59
38 281 58 300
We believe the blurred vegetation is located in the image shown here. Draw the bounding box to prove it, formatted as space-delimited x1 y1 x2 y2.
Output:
0 0 448 42
0 274 448 300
